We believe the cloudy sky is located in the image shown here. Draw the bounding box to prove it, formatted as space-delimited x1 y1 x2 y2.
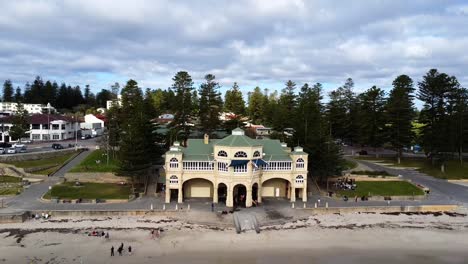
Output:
1 0 467 97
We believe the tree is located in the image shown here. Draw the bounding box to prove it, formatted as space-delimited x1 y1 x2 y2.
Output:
96 89 113 108
327 78 356 144
224 82 245 115
84 85 96 107
447 85 468 164
198 74 223 134
118 80 155 179
418 69 455 164
295 83 323 145
247 86 265 124
2 80 14 102
358 86 386 151
14 87 23 103
386 75 415 164
274 80 297 132
170 71 194 145
9 102 29 142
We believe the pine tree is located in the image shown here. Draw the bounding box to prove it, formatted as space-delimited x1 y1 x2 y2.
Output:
224 82 245 115
170 71 194 145
14 87 23 103
418 69 454 162
295 83 323 145
386 75 415 164
9 102 29 142
2 80 14 102
248 87 265 124
96 89 113 108
118 80 155 178
327 78 356 144
275 80 297 132
198 74 223 134
358 86 386 151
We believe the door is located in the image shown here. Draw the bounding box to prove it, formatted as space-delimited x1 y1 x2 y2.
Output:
275 187 280 197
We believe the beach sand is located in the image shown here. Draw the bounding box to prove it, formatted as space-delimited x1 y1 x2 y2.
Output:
1 210 467 264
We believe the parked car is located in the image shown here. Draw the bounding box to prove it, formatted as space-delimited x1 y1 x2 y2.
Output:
81 134 92 140
0 147 5 154
7 147 16 154
0 143 12 148
18 146 27 153
52 143 64 149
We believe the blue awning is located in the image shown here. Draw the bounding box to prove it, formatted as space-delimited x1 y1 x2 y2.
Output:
252 159 268 167
229 160 249 167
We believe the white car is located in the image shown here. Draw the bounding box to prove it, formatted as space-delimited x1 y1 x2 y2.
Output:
0 148 5 154
7 147 16 154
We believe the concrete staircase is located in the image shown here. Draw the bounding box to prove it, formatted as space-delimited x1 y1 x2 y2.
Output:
233 212 260 234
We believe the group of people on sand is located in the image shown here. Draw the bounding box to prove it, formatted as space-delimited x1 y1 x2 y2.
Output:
150 229 161 239
89 230 109 238
111 243 132 256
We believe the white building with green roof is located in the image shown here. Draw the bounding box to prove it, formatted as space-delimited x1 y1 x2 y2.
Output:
164 128 308 207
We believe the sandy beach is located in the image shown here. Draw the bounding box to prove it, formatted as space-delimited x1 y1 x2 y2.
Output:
1 210 467 264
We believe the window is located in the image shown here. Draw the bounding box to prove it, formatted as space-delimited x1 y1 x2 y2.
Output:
218 162 228 172
52 134 60 140
32 134 40 140
234 164 247 173
234 151 247 158
263 161 292 171
253 151 261 157
169 158 179 168
169 175 178 184
52 124 59 130
42 134 50 140
61 124 66 130
296 175 304 184
31 124 40 129
296 158 305 169
183 161 214 171
42 124 49 129
217 150 227 157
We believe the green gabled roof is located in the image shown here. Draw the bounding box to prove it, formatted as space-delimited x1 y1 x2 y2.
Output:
215 134 261 147
182 139 218 161
259 139 292 161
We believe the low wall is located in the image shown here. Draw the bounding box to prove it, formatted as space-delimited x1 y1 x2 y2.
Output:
367 195 426 201
64 172 129 183
350 176 403 181
0 149 77 163
30 210 181 217
0 211 30 223
299 205 458 214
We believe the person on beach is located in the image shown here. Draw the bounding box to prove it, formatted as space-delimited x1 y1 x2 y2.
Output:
128 246 132 255
117 246 123 256
111 246 114 256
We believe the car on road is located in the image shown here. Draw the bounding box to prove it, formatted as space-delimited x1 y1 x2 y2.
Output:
6 147 16 154
0 147 5 154
81 134 92 140
52 143 64 149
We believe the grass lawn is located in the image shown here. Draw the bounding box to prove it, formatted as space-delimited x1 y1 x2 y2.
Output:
336 181 425 197
0 175 22 182
69 150 118 173
353 157 468 180
0 187 21 195
43 182 131 200
5 152 77 175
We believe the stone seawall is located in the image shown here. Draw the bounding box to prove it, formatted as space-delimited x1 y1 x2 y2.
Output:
299 205 458 214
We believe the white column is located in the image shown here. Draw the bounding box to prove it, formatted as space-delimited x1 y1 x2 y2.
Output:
246 187 252 208
290 187 296 202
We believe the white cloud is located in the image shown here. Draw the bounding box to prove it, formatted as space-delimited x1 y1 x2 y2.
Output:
0 0 467 94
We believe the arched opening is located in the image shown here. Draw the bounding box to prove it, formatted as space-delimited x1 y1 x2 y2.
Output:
182 178 213 202
233 184 247 208
261 178 290 199
252 183 259 206
218 183 227 204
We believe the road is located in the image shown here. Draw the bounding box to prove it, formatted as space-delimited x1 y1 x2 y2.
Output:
0 137 99 155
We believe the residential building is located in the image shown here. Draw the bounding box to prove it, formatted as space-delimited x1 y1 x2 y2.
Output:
164 128 308 207
106 95 122 109
80 114 106 137
0 102 56 116
245 124 273 139
0 114 79 143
